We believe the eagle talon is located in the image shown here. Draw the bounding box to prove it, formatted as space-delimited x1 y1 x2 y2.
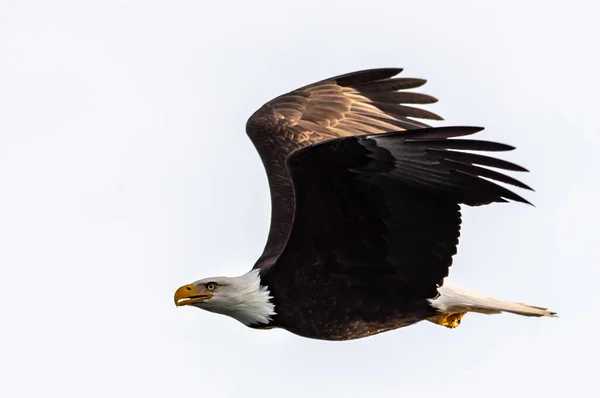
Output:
428 313 467 329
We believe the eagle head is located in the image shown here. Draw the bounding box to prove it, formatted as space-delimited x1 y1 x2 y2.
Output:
174 270 276 326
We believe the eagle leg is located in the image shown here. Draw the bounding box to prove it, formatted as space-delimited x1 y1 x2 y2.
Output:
427 312 467 329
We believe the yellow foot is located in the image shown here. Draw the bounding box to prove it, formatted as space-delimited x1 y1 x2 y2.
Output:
427 312 467 329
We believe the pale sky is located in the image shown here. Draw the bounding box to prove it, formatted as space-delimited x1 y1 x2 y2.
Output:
1 1 598 397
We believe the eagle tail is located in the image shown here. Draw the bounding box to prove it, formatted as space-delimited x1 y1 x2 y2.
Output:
427 285 556 328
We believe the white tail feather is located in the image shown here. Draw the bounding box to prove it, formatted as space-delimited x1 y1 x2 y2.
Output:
429 285 556 317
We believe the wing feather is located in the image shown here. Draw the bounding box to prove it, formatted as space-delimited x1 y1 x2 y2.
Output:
269 127 532 299
245 68 442 269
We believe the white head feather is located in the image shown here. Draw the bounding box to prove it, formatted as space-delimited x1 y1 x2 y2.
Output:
190 269 276 326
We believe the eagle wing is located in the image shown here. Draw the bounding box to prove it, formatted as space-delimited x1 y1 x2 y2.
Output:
270 127 532 299
245 68 442 269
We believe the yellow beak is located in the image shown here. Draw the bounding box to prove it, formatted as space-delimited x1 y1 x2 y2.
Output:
174 284 212 307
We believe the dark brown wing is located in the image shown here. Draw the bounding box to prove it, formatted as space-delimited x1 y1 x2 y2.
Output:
246 68 442 269
268 127 532 299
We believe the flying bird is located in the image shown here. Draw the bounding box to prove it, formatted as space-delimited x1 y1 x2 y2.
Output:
174 68 555 341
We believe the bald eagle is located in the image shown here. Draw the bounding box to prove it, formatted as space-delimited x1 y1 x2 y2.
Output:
174 68 555 341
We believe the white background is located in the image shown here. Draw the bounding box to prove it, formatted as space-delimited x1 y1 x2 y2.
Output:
1 1 597 397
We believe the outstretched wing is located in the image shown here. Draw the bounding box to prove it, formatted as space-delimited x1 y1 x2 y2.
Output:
246 68 442 269
269 127 532 299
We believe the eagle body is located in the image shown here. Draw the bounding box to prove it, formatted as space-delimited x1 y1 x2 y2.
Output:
256 267 436 340
174 68 555 341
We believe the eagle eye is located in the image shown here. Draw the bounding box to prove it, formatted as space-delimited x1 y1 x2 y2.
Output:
206 282 217 291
